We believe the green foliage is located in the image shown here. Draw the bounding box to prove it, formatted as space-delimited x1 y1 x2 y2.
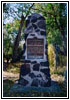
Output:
34 3 67 46
47 29 62 45
57 54 67 66
4 26 13 56
3 18 24 55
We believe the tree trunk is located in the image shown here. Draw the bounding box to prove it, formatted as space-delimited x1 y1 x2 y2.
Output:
12 15 25 62
50 4 67 56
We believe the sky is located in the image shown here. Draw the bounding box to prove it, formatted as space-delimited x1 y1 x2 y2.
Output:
3 3 33 24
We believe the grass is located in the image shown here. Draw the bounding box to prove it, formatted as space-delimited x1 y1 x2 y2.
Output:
3 62 67 97
3 80 67 97
3 79 14 97
6 62 22 74
50 66 66 75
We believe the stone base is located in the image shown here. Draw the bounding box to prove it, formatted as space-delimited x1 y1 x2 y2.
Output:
10 80 61 93
19 60 51 87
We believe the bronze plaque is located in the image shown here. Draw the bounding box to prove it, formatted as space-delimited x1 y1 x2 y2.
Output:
27 38 44 59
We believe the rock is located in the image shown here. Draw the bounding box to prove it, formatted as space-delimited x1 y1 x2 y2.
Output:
31 16 37 23
23 43 26 54
32 23 37 29
19 78 29 86
40 31 46 36
40 68 50 77
26 20 30 27
30 34 35 36
33 63 40 71
40 80 45 87
31 13 42 19
23 60 31 63
31 61 37 64
29 73 36 78
38 16 45 20
20 64 30 76
10 80 61 93
45 51 48 56
45 51 47 55
27 25 33 31
40 61 49 66
38 20 46 30
24 25 33 34
24 34 28 41
45 44 48 49
31 78 39 87
23 56 25 60
37 74 42 77
44 78 51 87
17 13 51 87
35 29 40 32
28 16 31 20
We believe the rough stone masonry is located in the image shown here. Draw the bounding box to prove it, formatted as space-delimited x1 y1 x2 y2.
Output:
19 13 51 87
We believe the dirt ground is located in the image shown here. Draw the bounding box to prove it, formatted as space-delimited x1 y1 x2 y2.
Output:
3 71 65 82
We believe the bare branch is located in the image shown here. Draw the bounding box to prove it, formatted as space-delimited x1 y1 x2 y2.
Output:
25 3 35 18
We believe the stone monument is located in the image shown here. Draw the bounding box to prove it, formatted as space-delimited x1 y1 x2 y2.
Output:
19 13 51 87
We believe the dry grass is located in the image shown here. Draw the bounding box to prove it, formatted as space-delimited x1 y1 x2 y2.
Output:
5 62 22 74
50 66 66 84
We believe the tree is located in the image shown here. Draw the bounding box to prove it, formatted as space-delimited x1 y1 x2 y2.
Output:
33 3 67 55
3 3 35 62
3 24 13 63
